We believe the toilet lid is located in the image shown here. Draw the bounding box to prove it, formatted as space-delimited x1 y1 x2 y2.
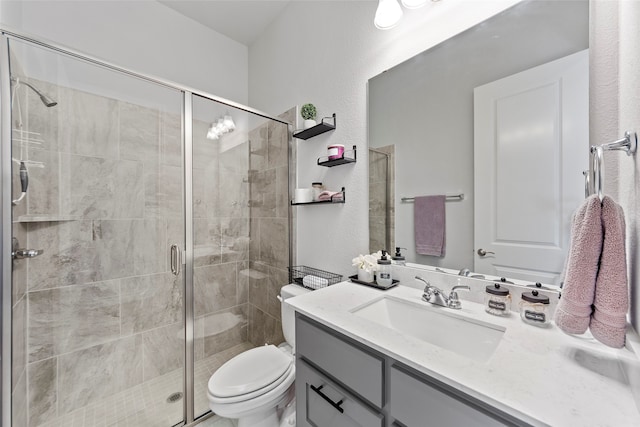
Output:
209 345 293 398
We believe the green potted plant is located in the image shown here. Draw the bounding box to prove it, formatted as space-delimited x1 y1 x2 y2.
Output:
301 103 317 129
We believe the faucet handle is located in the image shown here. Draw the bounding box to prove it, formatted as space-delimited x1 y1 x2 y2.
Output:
415 276 431 293
448 285 470 309
451 285 471 293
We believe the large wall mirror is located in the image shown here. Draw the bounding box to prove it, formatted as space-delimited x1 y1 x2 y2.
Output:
368 0 589 285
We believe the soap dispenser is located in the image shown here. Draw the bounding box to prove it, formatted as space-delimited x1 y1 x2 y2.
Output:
376 250 393 287
392 247 406 266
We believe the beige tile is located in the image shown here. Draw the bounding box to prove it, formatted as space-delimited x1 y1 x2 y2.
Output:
28 357 57 426
26 220 98 291
218 171 248 219
12 368 28 427
194 263 238 316
12 295 27 390
142 322 185 381
275 166 289 218
58 86 119 159
60 154 144 219
203 305 248 357
25 148 60 216
237 261 249 305
12 223 27 303
57 335 143 415
258 218 288 269
120 273 182 335
267 121 288 169
144 164 182 219
249 123 268 172
193 166 220 219
160 111 182 167
249 169 276 218
28 280 121 362
118 102 160 165
220 217 249 263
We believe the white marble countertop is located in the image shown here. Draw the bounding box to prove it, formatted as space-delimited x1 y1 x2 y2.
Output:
287 281 640 427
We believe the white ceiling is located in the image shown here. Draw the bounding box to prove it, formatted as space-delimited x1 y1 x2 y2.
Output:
158 0 293 46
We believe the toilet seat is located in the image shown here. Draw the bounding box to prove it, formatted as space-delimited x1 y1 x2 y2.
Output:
208 345 293 404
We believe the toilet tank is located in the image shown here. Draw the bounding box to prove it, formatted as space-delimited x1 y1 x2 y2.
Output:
280 284 310 349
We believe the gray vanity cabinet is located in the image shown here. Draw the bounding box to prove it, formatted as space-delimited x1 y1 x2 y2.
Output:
297 358 384 427
389 365 508 426
295 313 528 427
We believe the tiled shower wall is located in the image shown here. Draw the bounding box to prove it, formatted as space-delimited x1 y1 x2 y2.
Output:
246 108 294 347
9 79 290 426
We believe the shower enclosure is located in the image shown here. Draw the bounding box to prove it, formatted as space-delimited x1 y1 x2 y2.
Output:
368 146 394 254
1 31 293 427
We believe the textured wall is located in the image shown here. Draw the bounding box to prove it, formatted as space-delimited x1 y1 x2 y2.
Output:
0 0 248 105
249 0 520 278
616 0 640 338
590 0 640 410
591 0 640 335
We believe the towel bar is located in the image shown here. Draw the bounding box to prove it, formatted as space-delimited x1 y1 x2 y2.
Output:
401 193 464 202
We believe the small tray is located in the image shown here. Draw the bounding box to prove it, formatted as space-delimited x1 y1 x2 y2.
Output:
349 275 399 290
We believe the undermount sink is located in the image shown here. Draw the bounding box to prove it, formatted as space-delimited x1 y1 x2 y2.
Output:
350 296 505 362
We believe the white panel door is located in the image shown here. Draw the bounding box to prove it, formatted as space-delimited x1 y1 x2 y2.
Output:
474 50 589 285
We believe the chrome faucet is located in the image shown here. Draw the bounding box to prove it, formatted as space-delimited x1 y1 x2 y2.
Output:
415 276 470 309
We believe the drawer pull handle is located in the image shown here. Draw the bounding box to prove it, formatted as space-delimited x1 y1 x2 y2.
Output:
310 384 344 414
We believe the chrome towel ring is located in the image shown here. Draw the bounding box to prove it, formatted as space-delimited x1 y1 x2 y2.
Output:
589 130 637 201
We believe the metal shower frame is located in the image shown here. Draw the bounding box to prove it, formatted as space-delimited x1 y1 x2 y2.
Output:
0 27 295 427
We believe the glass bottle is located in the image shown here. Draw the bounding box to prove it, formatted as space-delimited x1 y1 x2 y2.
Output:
376 250 393 287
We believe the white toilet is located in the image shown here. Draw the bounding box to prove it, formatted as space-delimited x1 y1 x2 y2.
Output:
207 284 309 427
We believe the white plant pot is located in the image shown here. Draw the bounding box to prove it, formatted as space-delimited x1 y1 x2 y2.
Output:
303 119 317 129
357 269 374 283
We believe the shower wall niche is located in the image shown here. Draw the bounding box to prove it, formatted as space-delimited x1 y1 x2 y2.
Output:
5 36 292 427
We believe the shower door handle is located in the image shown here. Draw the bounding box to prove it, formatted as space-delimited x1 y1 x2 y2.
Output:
170 244 181 276
11 237 43 260
12 248 43 259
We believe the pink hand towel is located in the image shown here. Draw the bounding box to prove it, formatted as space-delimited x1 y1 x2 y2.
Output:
590 196 628 348
317 190 343 202
414 195 446 257
555 195 602 335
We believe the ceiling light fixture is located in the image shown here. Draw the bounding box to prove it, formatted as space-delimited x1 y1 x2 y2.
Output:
206 113 236 140
375 0 442 30
223 115 236 132
374 0 403 30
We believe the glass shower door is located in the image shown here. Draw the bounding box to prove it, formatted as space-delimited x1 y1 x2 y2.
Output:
7 38 186 427
190 96 292 419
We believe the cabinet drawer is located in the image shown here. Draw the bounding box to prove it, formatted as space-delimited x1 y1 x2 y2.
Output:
390 365 516 427
296 358 384 427
296 315 384 408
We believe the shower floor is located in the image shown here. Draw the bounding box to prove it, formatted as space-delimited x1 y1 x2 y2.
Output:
37 342 253 427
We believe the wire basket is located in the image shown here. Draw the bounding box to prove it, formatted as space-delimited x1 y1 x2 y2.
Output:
288 265 343 290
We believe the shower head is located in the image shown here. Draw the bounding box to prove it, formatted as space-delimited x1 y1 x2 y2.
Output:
11 77 57 107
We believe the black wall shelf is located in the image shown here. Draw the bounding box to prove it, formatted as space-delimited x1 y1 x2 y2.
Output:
293 114 336 140
318 145 357 167
291 187 345 206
